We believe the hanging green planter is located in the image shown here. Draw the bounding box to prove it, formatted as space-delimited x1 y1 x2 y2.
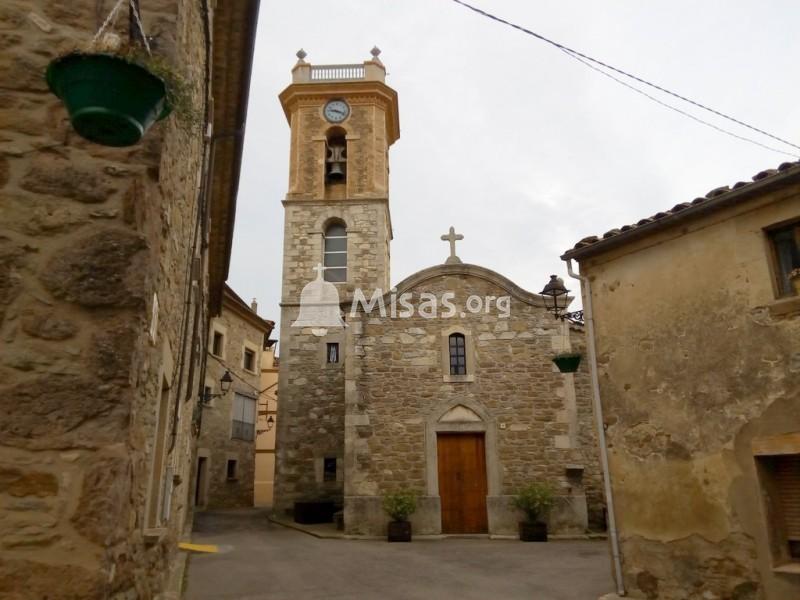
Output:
552 352 582 373
46 52 171 147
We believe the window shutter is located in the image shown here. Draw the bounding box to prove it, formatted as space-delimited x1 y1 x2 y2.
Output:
775 455 800 540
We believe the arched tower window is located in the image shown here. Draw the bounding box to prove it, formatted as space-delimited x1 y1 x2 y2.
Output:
325 127 347 184
448 333 467 375
323 222 347 283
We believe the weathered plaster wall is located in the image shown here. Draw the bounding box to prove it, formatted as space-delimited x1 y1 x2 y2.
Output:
580 189 800 599
0 1 208 597
255 347 278 507
342 267 604 536
197 303 265 509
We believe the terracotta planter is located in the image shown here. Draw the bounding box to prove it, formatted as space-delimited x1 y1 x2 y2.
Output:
387 520 412 542
519 521 548 542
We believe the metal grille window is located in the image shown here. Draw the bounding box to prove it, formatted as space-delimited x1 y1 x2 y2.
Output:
324 223 347 283
226 459 238 480
231 393 256 441
327 342 339 364
449 333 467 375
768 221 800 297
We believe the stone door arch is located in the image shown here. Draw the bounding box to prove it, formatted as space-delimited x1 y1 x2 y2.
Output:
425 398 501 499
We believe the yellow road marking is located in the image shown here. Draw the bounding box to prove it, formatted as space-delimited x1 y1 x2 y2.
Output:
179 542 219 553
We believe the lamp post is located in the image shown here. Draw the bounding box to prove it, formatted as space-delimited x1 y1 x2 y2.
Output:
201 370 233 405
540 275 584 325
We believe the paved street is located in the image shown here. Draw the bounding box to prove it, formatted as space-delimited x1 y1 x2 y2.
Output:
185 510 614 600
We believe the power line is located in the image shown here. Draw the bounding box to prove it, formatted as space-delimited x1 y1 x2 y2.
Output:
561 48 799 158
451 0 800 157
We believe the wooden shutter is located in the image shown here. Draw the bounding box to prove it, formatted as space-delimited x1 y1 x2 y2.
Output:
775 455 800 540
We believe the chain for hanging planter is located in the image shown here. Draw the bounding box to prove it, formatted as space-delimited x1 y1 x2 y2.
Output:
45 0 195 147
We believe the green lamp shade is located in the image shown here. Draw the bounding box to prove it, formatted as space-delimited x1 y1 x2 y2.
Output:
46 53 171 147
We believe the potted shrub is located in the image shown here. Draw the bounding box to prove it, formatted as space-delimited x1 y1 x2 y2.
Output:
552 352 582 373
790 268 800 296
513 482 555 542
46 18 196 147
383 489 417 542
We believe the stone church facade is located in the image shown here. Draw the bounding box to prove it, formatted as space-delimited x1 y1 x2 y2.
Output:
274 53 604 536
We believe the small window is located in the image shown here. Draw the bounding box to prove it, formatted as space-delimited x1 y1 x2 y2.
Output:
323 457 337 482
324 223 347 283
449 333 466 375
231 394 256 441
203 385 212 404
768 221 800 297
243 348 256 372
326 342 339 364
212 331 225 357
226 459 238 480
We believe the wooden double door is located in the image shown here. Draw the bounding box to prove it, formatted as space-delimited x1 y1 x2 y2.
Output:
437 433 488 533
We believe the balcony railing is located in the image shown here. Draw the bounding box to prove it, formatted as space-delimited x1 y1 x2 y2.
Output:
310 64 365 82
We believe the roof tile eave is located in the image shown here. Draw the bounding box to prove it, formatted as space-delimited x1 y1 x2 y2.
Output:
561 160 800 262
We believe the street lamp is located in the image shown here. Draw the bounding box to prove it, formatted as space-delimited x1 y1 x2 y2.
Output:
540 275 584 325
201 370 233 405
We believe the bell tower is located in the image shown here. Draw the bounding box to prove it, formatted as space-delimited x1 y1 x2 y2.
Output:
273 49 400 515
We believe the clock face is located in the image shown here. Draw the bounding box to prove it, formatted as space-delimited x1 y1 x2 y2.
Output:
323 99 350 123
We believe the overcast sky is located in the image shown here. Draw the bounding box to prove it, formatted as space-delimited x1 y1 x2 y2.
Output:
228 0 800 334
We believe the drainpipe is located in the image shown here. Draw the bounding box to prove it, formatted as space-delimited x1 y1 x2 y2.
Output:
566 259 625 597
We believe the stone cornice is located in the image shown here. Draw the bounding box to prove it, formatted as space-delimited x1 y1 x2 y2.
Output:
278 80 400 145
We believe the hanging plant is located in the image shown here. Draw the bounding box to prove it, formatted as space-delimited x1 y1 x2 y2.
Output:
552 352 582 373
45 0 198 147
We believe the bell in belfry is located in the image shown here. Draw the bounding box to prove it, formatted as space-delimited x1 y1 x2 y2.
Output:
326 144 346 182
292 264 346 336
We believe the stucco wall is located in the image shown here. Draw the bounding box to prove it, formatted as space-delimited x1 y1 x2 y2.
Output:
578 188 800 599
255 347 279 506
0 1 208 597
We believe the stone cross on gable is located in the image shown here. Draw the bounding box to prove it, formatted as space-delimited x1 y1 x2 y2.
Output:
441 226 464 265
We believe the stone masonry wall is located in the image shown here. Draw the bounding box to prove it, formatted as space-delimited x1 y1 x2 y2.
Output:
0 1 208 598
343 267 604 535
274 71 398 517
273 305 347 513
280 200 391 302
198 304 265 509
580 188 800 600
